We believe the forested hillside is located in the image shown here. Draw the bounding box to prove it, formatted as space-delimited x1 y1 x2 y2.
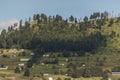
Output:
1 12 120 79
0 12 111 55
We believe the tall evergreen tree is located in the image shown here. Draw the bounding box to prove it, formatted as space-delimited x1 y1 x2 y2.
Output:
84 16 88 22
15 67 21 73
19 19 23 28
24 68 30 77
69 15 74 23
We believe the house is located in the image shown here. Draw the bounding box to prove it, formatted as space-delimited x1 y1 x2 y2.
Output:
112 72 120 75
40 63 45 65
59 64 64 66
48 77 53 80
20 58 30 62
81 63 86 67
0 66 8 70
108 78 112 80
18 63 24 66
82 64 86 67
21 49 24 52
66 59 68 62
30 53 35 56
43 73 49 76
43 54 50 57
9 49 17 53
10 55 16 58
32 66 34 68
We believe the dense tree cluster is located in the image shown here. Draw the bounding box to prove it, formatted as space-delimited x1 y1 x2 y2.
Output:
112 66 120 72
0 13 109 71
0 13 106 55
67 67 107 78
90 11 109 20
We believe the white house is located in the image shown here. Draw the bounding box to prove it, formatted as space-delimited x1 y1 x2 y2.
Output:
82 64 86 67
108 78 112 80
18 63 24 66
43 73 49 76
59 64 64 66
0 66 8 70
21 49 24 52
66 59 68 62
30 53 35 56
40 63 45 65
20 58 30 62
48 77 53 80
43 54 50 57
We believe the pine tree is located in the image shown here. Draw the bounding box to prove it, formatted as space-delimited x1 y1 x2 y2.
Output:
24 68 30 77
19 19 22 28
69 15 74 23
15 67 21 73
27 60 33 68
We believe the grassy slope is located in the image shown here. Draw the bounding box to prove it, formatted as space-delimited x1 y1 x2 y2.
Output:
28 18 120 80
100 19 120 50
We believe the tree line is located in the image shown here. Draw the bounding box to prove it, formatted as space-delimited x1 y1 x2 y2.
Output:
0 12 108 54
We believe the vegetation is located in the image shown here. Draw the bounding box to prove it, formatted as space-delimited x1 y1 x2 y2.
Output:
15 67 21 73
24 68 30 77
1 11 120 79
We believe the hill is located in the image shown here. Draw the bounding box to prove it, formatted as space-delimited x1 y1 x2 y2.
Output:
0 13 108 53
1 12 120 79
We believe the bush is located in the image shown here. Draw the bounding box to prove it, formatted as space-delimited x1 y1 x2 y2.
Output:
64 78 71 80
57 77 62 80
102 70 108 80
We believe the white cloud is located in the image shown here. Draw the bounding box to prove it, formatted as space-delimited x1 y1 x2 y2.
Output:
0 19 19 32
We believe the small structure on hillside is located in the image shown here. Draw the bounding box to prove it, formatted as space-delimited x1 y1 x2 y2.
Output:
112 72 120 75
59 63 64 66
43 54 50 57
48 77 53 80
81 63 86 67
20 58 30 62
40 62 45 65
30 53 35 56
66 59 68 62
10 55 16 58
21 49 24 52
0 66 8 70
43 73 49 76
18 63 24 66
108 78 112 80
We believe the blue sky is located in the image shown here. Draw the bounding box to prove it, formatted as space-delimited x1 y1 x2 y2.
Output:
0 0 120 31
